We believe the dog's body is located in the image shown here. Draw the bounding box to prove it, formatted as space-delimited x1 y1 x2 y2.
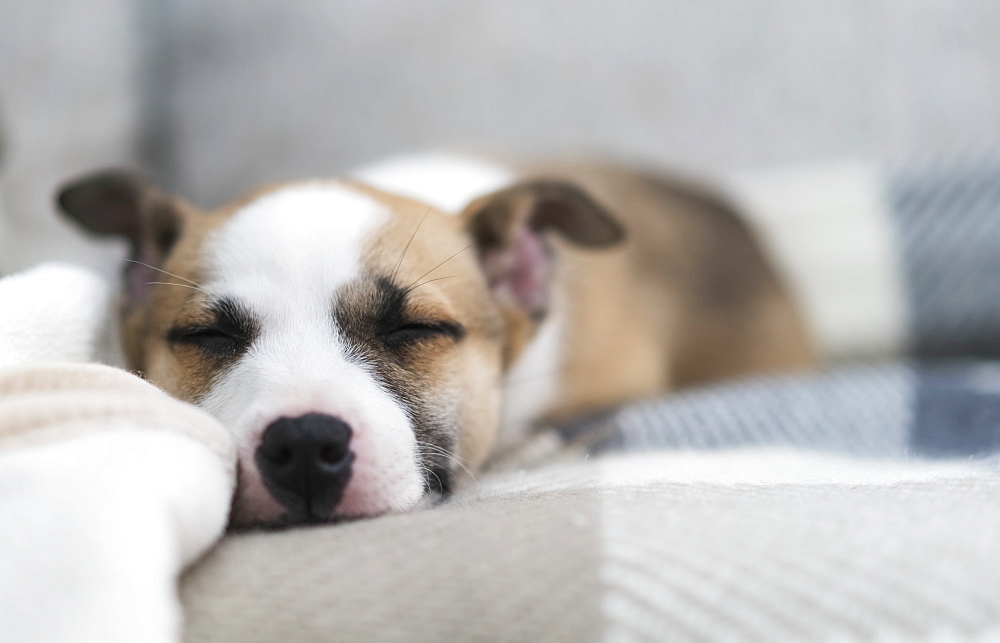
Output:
57 154 813 527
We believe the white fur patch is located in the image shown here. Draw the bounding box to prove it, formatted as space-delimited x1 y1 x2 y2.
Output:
199 184 424 522
351 152 515 214
497 292 565 448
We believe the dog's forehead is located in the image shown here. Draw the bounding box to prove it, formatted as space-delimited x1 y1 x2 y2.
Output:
203 183 391 300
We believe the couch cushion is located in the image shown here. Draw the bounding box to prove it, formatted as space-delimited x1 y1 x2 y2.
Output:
181 452 1000 641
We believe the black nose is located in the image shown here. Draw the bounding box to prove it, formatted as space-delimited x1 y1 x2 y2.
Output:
255 414 354 521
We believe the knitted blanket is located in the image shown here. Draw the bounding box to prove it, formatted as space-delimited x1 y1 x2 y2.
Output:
0 265 235 642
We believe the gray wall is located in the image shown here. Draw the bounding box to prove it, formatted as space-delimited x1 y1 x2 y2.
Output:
2 0 1000 268
160 0 1000 206
0 0 140 271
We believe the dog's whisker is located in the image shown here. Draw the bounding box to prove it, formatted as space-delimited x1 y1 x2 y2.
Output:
416 443 460 462
414 439 461 457
180 297 212 308
145 281 210 294
405 244 473 292
420 453 479 488
416 442 479 486
417 460 445 494
128 259 205 289
392 205 433 282
415 443 468 465
406 275 458 293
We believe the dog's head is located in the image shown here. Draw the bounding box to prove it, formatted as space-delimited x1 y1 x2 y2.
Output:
56 166 623 527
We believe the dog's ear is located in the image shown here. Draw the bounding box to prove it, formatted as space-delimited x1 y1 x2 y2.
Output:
462 179 624 318
56 169 189 305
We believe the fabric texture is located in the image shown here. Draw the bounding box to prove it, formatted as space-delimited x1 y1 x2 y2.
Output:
556 361 1000 461
0 265 236 643
182 453 1000 642
889 156 1000 357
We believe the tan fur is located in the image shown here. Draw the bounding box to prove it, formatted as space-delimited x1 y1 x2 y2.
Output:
344 183 506 468
123 201 216 397
124 163 814 476
130 181 507 470
125 184 307 399
517 162 815 422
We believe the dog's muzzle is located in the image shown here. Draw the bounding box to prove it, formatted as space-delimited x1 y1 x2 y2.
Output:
255 413 354 522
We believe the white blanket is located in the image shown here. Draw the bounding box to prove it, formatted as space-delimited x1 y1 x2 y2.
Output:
0 264 235 643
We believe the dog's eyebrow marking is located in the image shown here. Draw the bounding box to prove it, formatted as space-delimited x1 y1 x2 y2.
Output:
376 277 466 341
167 297 260 347
335 277 465 351
210 298 260 339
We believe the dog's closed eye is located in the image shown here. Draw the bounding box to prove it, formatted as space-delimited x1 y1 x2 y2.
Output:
167 299 259 359
168 325 245 356
382 320 465 349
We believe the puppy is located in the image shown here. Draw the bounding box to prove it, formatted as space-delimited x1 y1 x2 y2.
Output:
56 154 813 527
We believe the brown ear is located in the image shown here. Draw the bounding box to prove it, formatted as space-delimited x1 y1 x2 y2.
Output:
56 169 188 305
463 180 624 318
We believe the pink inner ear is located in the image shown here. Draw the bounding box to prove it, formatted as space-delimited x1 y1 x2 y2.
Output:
482 227 551 317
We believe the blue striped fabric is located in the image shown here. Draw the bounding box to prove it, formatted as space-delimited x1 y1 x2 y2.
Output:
574 361 1000 460
588 364 913 456
889 159 1000 356
563 161 1000 460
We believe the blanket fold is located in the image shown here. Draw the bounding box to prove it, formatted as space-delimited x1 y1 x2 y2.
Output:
0 265 235 643
0 362 234 463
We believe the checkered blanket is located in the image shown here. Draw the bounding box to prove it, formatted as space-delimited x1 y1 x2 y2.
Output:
552 361 1000 463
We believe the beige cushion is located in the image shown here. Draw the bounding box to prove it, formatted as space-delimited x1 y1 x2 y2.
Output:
182 452 1000 641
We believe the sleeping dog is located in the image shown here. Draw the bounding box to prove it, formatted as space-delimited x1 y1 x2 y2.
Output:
56 154 814 527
